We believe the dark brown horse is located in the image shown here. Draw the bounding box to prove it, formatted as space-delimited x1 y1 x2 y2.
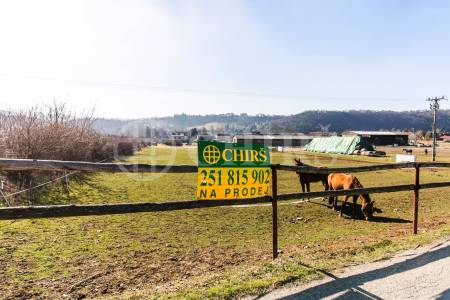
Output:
402 148 413 154
294 158 329 193
327 173 375 220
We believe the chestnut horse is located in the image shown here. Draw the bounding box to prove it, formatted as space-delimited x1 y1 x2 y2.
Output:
327 173 375 220
294 158 329 193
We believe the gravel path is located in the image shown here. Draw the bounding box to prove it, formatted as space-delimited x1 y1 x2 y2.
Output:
252 238 450 299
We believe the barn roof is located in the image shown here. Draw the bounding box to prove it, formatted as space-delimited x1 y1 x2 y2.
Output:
346 131 409 136
233 135 312 140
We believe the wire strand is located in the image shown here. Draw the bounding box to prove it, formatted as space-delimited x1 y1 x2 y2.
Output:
3 157 112 198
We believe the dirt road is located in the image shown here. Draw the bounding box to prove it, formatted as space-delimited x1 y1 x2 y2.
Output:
251 238 450 299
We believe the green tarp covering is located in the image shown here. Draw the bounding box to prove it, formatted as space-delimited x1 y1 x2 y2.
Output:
305 136 374 155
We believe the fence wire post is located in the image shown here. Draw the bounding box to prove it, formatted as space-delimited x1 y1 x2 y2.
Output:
271 165 278 259
0 189 10 207
413 164 420 234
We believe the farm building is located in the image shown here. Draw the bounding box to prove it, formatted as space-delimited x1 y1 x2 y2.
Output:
438 135 450 143
305 136 374 155
195 133 217 142
163 132 190 146
232 134 313 147
343 131 409 146
216 133 233 143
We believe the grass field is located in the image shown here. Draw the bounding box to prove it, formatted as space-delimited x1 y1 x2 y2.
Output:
0 145 449 299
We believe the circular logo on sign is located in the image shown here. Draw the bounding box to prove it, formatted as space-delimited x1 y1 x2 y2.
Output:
203 145 221 164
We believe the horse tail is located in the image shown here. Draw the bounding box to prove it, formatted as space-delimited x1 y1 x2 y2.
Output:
322 174 329 189
327 174 334 190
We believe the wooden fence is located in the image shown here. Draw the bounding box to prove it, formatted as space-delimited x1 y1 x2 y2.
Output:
1 158 450 259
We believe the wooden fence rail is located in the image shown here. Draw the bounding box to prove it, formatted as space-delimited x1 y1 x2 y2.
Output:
1 158 450 259
0 158 198 173
1 158 449 174
279 162 450 173
1 182 449 220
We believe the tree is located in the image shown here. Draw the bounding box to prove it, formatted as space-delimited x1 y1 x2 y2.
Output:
189 127 198 138
145 126 152 138
415 130 424 140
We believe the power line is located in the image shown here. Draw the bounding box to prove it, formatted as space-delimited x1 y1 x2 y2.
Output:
0 73 418 102
427 96 447 161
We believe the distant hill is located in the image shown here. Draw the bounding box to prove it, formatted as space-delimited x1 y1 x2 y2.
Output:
92 110 450 136
92 113 281 136
273 110 450 133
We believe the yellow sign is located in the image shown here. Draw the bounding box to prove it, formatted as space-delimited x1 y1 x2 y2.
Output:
197 167 271 199
197 141 272 200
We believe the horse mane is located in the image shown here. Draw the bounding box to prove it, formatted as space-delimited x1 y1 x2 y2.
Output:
294 158 310 175
352 177 363 189
294 158 311 167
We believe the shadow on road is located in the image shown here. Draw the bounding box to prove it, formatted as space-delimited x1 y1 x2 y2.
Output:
270 244 450 299
436 287 450 299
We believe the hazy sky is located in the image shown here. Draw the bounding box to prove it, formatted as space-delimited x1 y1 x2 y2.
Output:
0 0 449 118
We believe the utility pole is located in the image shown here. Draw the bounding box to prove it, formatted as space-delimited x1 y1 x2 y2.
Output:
427 96 447 161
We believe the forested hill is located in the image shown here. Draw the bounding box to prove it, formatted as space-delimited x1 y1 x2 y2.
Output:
92 110 450 135
277 110 450 133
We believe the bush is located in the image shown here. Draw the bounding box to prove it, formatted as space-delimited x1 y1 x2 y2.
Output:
0 103 136 205
0 103 110 161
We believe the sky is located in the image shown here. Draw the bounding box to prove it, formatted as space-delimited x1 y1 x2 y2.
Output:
0 0 449 118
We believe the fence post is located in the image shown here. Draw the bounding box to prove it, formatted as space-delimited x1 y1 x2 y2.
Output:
413 164 420 234
63 172 70 194
271 165 279 259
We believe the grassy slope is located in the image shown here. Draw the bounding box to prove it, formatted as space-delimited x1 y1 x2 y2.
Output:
0 145 449 299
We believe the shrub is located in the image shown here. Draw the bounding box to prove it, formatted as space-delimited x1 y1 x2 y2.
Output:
0 103 134 205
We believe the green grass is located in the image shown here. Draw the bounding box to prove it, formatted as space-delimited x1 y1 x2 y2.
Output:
0 145 449 299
